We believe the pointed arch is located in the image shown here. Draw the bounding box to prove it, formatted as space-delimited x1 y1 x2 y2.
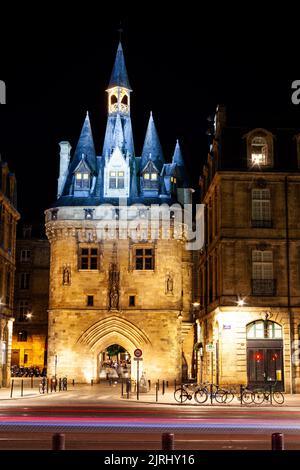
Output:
76 315 151 352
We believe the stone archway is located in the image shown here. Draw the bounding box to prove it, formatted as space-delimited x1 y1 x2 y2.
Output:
76 315 151 382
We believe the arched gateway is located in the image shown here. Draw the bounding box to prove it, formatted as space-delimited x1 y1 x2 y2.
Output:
77 316 151 381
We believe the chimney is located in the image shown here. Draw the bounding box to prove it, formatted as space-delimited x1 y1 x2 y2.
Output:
57 141 71 198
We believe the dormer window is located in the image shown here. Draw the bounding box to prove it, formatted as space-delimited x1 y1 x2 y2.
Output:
75 172 90 190
246 130 274 169
109 171 125 189
251 137 268 165
170 176 177 184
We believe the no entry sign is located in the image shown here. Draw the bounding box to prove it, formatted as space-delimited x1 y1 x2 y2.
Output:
134 348 143 358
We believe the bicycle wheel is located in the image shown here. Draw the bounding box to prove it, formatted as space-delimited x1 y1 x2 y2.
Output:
252 391 265 404
242 391 254 404
194 389 208 404
273 391 284 404
223 391 235 404
215 389 227 404
174 388 189 403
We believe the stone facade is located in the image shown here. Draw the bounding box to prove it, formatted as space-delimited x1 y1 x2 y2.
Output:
45 213 193 382
0 160 19 387
12 227 50 370
197 106 300 393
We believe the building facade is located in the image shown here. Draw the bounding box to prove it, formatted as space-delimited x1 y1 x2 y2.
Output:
12 225 49 371
0 159 19 387
45 42 195 383
198 106 300 393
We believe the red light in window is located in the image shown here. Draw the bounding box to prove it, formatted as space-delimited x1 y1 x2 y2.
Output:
255 352 262 361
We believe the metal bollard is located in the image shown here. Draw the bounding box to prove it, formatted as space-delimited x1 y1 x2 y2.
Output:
272 433 284 450
174 379 176 391
59 378 62 392
162 380 165 395
126 379 130 399
121 379 124 397
72 379 75 387
91 379 93 386
148 379 151 391
31 376 33 389
161 433 174 450
52 433 65 451
10 379 14 398
155 383 158 402
21 379 24 397
166 381 169 388
157 379 160 391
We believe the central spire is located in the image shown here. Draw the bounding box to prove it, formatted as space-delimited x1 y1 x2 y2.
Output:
108 42 132 90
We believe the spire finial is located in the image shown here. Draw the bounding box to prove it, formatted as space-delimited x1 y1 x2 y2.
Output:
118 21 123 42
86 110 89 117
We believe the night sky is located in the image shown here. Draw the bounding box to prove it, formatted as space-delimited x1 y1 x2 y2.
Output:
0 6 299 231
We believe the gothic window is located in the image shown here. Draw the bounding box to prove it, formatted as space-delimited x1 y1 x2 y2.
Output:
134 247 154 270
251 189 271 227
79 247 99 270
17 330 28 342
20 272 30 289
75 172 90 190
111 95 117 105
121 95 128 105
20 249 31 262
109 171 124 189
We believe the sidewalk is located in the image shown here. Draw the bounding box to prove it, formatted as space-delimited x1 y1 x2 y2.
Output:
2 379 300 408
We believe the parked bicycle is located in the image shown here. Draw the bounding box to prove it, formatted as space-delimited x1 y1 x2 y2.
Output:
252 382 284 405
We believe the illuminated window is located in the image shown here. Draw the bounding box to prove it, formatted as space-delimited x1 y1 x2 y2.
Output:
251 137 268 166
75 172 90 190
144 173 150 180
134 247 154 270
151 173 157 180
79 247 98 270
252 250 273 280
247 321 282 339
252 189 271 226
109 171 125 189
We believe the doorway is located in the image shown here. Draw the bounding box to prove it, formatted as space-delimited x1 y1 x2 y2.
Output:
98 344 131 381
247 320 284 391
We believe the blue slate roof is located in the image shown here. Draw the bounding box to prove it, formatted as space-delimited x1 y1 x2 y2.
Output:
141 112 165 172
172 140 184 166
108 42 132 90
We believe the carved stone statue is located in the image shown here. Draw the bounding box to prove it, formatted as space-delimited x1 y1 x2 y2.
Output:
166 273 173 294
110 284 119 309
63 265 71 286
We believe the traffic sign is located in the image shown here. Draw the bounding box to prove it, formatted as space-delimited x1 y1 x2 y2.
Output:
206 343 215 353
134 348 143 358
133 357 143 361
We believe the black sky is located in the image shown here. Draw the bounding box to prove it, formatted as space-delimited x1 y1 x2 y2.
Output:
0 6 299 229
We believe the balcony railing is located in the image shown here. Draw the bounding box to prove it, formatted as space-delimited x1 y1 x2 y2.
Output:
252 279 276 296
251 219 272 228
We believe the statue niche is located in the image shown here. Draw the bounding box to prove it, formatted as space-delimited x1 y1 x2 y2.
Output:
109 262 120 310
165 272 174 294
62 264 71 286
